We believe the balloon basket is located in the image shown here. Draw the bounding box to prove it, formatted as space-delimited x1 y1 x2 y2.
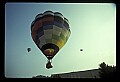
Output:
46 60 53 69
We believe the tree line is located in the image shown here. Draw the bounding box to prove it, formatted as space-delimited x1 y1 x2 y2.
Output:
99 62 116 78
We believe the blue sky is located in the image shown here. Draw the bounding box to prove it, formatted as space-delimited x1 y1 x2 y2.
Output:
5 3 116 78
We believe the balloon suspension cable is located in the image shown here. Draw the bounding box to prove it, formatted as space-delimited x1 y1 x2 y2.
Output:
48 59 52 63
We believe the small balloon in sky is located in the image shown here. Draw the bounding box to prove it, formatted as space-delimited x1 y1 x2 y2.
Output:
80 49 83 51
27 48 31 52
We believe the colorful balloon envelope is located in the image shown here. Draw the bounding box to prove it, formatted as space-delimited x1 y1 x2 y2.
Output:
31 11 71 69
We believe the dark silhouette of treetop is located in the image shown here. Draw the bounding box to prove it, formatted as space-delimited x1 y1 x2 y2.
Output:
99 62 116 78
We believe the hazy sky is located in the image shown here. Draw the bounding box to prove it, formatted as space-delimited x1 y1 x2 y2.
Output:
5 3 116 78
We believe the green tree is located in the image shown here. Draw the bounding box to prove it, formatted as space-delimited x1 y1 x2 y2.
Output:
99 62 116 78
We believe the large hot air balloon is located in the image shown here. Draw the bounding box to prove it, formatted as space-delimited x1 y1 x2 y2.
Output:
31 10 71 69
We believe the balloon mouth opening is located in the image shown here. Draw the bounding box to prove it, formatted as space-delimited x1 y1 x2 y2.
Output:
44 48 55 55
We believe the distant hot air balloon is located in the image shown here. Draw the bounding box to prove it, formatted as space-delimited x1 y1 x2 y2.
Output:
80 49 83 51
31 10 71 69
27 48 31 52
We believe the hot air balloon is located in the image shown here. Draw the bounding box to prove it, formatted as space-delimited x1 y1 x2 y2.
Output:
80 49 83 51
31 10 71 69
27 48 31 52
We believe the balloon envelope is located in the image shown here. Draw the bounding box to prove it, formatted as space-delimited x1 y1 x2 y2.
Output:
31 11 71 60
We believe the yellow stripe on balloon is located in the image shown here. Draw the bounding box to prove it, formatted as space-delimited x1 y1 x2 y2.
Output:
56 38 65 49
